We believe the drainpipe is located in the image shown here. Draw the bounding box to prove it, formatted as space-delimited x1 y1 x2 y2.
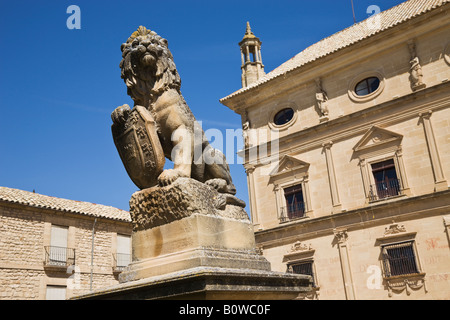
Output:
90 218 97 291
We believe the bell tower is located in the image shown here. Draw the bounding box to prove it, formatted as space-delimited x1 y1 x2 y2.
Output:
239 22 265 88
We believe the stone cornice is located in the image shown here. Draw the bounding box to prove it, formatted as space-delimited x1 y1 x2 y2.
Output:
255 189 450 248
240 82 450 166
221 5 450 111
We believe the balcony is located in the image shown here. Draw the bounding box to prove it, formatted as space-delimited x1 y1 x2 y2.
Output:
44 246 75 270
279 203 307 223
369 178 402 202
113 253 131 274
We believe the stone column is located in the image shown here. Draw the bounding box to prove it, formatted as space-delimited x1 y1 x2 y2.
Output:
394 146 410 192
419 111 447 191
303 175 312 214
323 141 342 212
246 166 260 230
334 228 356 300
273 184 282 222
358 158 371 200
245 45 250 63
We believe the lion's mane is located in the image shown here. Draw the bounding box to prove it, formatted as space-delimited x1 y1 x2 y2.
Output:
119 26 181 106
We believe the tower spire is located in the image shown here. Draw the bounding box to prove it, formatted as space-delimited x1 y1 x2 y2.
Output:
244 21 254 39
238 22 265 88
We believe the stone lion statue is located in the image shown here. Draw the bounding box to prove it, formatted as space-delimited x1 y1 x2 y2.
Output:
112 26 244 207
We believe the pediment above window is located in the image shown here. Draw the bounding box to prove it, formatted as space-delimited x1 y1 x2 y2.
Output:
269 155 310 179
353 126 403 153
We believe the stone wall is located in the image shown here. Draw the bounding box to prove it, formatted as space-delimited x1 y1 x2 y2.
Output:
0 202 132 300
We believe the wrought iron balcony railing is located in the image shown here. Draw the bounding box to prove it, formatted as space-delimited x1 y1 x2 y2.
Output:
113 253 131 273
44 246 75 268
369 178 402 202
279 203 306 223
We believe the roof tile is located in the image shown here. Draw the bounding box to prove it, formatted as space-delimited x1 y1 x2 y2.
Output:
0 186 131 222
221 0 449 102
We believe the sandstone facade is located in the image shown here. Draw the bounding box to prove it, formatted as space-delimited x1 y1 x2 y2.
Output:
221 0 450 300
0 187 132 300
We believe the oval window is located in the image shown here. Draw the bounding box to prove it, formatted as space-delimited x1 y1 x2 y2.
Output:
273 108 294 126
355 77 380 96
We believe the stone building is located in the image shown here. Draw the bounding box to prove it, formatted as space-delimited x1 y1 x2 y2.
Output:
221 0 450 299
0 186 132 300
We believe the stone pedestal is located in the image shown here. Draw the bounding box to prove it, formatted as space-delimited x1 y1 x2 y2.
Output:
119 213 272 282
73 178 311 300
74 266 310 300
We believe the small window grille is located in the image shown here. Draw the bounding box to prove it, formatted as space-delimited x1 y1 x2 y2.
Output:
381 241 420 278
288 261 316 287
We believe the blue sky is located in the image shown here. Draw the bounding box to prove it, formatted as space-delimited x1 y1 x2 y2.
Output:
0 0 405 211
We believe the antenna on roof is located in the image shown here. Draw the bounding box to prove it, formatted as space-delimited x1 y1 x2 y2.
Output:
351 0 357 24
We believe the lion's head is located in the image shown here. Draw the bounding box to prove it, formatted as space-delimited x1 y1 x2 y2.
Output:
120 26 181 106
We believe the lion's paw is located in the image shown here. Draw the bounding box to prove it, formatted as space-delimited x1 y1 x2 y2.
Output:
111 104 131 125
205 178 237 195
158 169 183 187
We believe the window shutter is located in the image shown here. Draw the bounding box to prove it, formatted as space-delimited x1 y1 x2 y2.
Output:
50 225 68 248
50 226 68 264
46 286 66 300
117 235 131 254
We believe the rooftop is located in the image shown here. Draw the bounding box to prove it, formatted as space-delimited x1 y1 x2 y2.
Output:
0 186 131 222
220 0 449 103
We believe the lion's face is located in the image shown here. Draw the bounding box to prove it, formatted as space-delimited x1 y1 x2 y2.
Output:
120 26 180 105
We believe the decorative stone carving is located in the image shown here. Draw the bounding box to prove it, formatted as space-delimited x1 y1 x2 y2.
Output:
384 221 407 236
112 105 165 189
112 26 243 206
385 275 427 298
289 241 313 253
242 111 251 148
408 41 426 91
315 78 329 122
333 228 348 244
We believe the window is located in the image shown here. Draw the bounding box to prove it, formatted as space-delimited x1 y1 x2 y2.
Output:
355 77 380 96
269 155 312 223
45 225 75 267
46 285 67 300
370 159 401 201
353 126 410 203
273 108 294 126
114 234 131 272
381 241 420 278
288 260 316 287
283 185 305 221
348 71 385 102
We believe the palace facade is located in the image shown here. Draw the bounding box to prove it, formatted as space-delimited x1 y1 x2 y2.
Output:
221 0 450 299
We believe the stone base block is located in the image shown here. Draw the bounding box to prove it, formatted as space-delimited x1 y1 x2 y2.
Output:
119 213 271 283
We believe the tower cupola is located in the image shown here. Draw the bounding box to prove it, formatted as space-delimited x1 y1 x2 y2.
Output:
239 22 265 88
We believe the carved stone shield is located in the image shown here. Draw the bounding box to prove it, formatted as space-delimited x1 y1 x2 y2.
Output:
112 106 165 190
